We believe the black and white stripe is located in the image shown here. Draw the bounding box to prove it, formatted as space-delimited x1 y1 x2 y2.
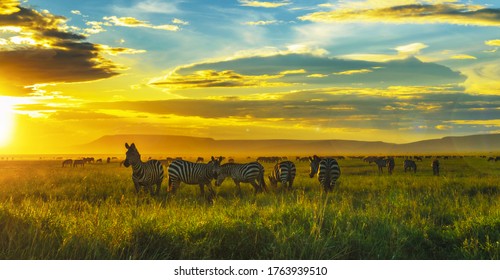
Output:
215 162 267 194
124 143 164 195
374 158 387 173
268 160 296 190
404 159 417 173
309 155 341 192
167 156 222 196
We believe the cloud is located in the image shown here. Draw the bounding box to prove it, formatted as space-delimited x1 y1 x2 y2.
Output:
239 0 291 8
150 53 465 90
450 54 477 60
333 69 373 75
103 16 180 31
0 0 20 15
340 42 429 62
485 39 500 46
299 3 500 26
84 90 500 137
244 20 278 25
0 3 122 96
150 69 287 89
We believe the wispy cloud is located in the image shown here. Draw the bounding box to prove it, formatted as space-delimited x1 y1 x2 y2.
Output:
244 20 278 25
299 3 500 26
450 54 477 60
333 69 373 75
103 16 180 31
239 0 291 8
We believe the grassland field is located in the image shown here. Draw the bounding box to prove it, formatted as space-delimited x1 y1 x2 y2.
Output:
0 156 499 259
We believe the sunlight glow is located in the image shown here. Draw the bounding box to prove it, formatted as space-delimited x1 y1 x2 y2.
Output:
0 97 15 147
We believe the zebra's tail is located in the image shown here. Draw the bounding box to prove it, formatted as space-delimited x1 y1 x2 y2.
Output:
258 170 267 192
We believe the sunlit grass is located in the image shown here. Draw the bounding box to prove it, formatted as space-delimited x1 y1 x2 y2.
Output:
0 157 499 259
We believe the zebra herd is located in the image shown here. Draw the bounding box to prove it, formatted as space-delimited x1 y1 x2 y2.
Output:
123 143 342 197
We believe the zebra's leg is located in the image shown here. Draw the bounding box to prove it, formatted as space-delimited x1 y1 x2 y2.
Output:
206 182 216 197
198 183 205 196
233 180 243 196
155 181 161 195
250 181 261 194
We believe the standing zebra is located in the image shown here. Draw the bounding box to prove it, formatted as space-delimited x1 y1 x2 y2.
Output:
386 157 395 175
167 156 222 197
215 161 267 195
374 158 387 173
309 155 341 192
404 159 417 173
432 159 440 176
268 160 296 190
124 143 164 195
62 159 73 167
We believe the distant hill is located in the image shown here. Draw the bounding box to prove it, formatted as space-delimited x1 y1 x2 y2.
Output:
71 133 500 156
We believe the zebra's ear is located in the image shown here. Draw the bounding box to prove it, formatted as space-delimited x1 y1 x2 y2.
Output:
218 156 223 162
125 143 130 149
308 156 313 162
211 156 215 161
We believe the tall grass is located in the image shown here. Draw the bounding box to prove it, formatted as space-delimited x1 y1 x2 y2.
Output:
0 157 499 259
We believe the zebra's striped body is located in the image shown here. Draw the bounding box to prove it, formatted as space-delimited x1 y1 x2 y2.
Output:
124 143 164 195
309 155 341 192
269 160 296 190
73 159 85 167
432 159 440 176
167 156 222 197
386 157 395 175
374 158 387 173
404 159 417 173
62 159 72 167
216 162 267 194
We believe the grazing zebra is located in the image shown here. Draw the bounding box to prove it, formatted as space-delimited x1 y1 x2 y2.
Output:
73 159 85 167
167 156 222 197
62 159 73 168
215 162 267 194
124 143 164 195
432 159 440 176
404 159 417 173
309 155 341 192
374 158 387 173
386 157 395 175
268 160 296 190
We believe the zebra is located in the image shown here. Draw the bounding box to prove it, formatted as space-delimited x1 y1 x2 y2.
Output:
432 159 440 176
124 143 164 195
62 159 73 167
73 159 85 167
374 158 387 173
196 157 204 163
404 159 417 173
268 160 296 190
167 156 223 197
386 157 395 175
215 162 267 195
309 155 341 192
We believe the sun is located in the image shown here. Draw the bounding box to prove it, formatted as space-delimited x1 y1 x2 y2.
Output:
0 97 15 147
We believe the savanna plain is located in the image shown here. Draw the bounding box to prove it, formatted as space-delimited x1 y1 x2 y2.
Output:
0 156 499 259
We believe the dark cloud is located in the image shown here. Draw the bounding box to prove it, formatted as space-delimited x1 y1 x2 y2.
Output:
86 91 500 133
300 4 500 26
0 3 120 96
151 54 465 90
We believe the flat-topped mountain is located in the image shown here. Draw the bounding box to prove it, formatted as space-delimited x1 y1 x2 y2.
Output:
72 133 500 156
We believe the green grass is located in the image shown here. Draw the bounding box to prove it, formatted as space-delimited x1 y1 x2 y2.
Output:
0 157 499 259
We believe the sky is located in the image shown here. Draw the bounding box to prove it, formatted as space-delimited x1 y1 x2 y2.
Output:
0 0 499 154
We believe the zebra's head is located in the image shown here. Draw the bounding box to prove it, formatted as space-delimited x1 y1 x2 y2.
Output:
210 156 223 181
124 143 140 167
308 155 321 178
